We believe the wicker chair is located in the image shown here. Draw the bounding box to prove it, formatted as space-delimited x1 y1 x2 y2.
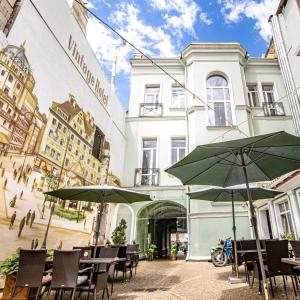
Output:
290 241 300 258
9 249 47 300
126 244 139 275
45 250 82 300
115 246 132 282
254 240 298 299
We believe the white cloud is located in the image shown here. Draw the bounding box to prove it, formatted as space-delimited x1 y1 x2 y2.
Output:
149 0 212 37
219 0 280 42
199 11 213 25
87 2 177 75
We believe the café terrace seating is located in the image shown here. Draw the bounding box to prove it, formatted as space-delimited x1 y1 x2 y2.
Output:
7 244 140 299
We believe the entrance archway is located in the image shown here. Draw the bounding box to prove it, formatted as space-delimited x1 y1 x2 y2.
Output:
136 201 187 258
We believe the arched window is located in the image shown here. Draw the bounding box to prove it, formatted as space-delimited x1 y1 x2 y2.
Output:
207 75 233 126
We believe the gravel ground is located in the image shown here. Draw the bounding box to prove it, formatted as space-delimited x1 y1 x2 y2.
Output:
0 260 298 299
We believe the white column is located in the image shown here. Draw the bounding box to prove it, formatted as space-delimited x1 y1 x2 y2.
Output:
288 190 300 239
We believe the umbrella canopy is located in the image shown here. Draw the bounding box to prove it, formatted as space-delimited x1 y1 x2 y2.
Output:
187 186 283 202
45 185 152 257
166 131 300 187
45 185 152 204
166 131 300 299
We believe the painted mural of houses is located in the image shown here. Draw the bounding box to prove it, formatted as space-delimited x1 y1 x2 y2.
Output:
36 94 110 192
0 43 46 154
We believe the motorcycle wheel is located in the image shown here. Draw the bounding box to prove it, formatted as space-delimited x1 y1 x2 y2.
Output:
211 249 228 267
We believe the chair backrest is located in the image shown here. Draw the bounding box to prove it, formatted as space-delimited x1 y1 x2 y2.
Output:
260 239 279 250
99 247 119 258
266 240 290 276
117 246 127 258
51 250 81 288
239 239 258 262
290 241 300 258
127 244 139 252
15 250 47 288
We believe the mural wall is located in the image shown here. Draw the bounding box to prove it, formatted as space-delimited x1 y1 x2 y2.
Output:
0 0 126 260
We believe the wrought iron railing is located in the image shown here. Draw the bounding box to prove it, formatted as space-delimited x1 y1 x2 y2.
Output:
134 168 159 186
139 103 163 117
263 102 285 116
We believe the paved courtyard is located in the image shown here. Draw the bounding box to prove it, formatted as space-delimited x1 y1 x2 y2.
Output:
2 259 296 299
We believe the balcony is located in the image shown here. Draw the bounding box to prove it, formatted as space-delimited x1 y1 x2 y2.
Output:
134 168 159 186
263 102 285 117
139 103 163 117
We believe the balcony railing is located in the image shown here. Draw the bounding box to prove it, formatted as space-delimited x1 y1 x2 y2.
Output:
263 102 285 117
139 103 163 117
134 168 159 186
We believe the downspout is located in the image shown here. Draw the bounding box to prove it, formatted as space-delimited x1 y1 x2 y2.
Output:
269 15 300 136
179 55 191 260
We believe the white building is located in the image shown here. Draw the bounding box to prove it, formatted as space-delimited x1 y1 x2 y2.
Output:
115 43 298 259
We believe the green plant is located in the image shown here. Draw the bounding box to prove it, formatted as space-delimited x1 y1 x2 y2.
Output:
111 219 127 245
0 250 53 276
171 244 177 254
147 244 157 254
280 233 296 241
53 206 85 221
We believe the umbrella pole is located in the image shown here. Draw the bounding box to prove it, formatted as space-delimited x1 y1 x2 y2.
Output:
231 191 239 278
93 191 105 258
240 151 269 300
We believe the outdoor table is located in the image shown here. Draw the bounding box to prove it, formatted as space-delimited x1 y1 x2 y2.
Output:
281 257 300 267
80 257 126 264
237 249 266 254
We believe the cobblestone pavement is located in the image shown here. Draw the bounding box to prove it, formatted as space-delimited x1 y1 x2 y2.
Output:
1 259 297 299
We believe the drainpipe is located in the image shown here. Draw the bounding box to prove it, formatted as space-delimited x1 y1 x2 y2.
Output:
269 15 300 136
178 55 191 260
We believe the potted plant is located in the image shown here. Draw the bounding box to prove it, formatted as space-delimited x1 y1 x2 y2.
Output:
147 244 157 261
0 250 53 300
171 244 177 261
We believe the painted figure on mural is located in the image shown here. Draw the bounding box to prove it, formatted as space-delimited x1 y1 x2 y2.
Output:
18 217 25 238
9 211 16 229
30 210 35 228
25 209 31 225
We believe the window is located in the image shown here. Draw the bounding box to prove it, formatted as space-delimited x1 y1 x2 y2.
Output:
45 145 50 154
65 158 69 166
68 144 72 151
247 84 259 107
207 75 233 126
56 153 61 161
70 134 74 140
63 127 67 133
262 84 275 103
278 201 294 236
16 83 21 90
145 86 160 103
0 70 5 76
52 118 57 125
77 139 80 145
57 122 62 130
142 139 157 169
8 75 13 83
171 87 185 108
4 87 9 94
50 149 55 158
13 95 16 101
171 138 186 165
60 139 64 146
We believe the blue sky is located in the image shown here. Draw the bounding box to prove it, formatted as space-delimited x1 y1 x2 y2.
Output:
85 0 280 109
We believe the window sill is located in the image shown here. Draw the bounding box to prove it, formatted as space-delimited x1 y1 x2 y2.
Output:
169 107 185 111
206 125 237 130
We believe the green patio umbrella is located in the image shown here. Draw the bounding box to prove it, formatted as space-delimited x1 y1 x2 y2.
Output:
187 186 283 279
45 185 152 257
166 131 300 299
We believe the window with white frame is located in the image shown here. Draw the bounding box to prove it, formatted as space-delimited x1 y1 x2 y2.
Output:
171 86 185 108
207 75 233 126
262 84 275 103
247 84 259 107
278 201 294 236
142 139 157 169
171 138 186 165
145 86 160 103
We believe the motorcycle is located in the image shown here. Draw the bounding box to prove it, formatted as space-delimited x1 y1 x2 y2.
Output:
210 237 232 267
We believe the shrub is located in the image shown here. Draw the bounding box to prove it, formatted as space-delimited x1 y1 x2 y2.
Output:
111 219 127 245
53 206 85 221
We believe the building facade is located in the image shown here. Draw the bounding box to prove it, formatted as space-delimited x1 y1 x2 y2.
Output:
0 43 46 154
268 0 300 135
115 43 297 259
